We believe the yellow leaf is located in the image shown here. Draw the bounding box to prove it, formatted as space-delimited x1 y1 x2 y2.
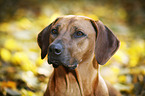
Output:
127 40 145 67
11 52 28 65
21 60 37 74
0 48 11 62
0 23 9 32
28 91 35 96
119 75 126 83
111 66 120 74
142 69 145 75
17 17 32 29
37 15 50 26
4 39 21 51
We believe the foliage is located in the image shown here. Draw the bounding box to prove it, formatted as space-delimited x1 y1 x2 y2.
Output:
0 1 145 96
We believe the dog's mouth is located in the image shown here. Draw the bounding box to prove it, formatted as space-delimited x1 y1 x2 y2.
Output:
48 55 78 70
48 58 60 68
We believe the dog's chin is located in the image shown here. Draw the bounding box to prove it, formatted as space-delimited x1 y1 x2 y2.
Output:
49 62 78 70
64 60 78 70
48 55 79 70
48 59 78 70
65 64 78 70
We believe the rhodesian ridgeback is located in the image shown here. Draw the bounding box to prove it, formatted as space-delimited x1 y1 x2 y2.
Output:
37 15 121 96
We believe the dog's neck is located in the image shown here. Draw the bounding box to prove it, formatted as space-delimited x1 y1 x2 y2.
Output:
76 55 99 95
53 55 99 95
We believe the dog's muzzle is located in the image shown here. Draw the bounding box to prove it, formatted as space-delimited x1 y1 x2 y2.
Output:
48 42 63 68
48 42 78 69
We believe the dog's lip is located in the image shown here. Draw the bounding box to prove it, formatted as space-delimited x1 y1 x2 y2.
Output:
48 59 60 68
49 59 78 70
48 54 79 69
48 55 59 64
49 59 60 65
66 64 78 70
67 64 78 68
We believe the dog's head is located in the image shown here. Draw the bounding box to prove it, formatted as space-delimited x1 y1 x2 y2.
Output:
37 15 120 69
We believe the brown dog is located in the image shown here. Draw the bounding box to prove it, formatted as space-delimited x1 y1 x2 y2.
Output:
37 15 121 96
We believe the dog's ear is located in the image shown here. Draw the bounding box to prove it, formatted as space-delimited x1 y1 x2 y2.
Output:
37 18 60 59
90 20 120 65
37 24 52 59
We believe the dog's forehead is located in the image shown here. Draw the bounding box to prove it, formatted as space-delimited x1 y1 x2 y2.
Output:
51 15 97 36
54 16 93 28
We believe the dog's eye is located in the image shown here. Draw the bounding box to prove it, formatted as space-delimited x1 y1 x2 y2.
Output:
73 31 86 38
51 29 58 35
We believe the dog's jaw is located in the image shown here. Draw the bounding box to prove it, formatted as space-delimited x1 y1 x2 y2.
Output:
48 54 79 70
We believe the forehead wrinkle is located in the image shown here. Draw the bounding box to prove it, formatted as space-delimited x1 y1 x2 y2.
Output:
59 18 76 35
68 17 77 25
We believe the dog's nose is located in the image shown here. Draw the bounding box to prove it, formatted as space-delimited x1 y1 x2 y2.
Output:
49 43 63 55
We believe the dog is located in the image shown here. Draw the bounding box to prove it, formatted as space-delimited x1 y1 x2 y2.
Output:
37 15 121 96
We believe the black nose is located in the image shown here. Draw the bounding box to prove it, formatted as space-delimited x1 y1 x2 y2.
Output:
49 43 63 55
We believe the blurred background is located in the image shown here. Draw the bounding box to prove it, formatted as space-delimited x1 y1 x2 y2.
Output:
0 0 144 96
